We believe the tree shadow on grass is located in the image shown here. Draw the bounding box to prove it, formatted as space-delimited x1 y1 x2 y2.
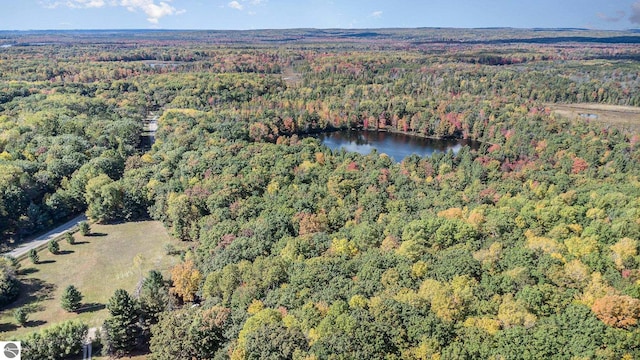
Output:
36 260 56 265
19 267 39 275
0 323 18 332
87 233 107 237
73 241 90 245
76 303 105 314
25 319 46 327
20 278 56 305
1 280 55 313
58 250 74 255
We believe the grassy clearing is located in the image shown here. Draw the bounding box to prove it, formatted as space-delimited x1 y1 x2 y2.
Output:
0 220 182 340
549 103 640 132
282 64 303 86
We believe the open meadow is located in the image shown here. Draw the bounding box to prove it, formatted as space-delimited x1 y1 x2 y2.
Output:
549 103 640 132
0 221 181 340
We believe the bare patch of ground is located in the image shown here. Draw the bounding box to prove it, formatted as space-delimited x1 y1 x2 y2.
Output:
282 65 303 86
549 103 640 132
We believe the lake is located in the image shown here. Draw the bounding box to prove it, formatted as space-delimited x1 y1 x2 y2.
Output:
309 130 481 161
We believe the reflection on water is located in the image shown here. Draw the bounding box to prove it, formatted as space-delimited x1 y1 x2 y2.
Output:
310 130 481 161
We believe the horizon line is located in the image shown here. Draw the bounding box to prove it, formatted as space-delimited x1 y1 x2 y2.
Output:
1 27 639 32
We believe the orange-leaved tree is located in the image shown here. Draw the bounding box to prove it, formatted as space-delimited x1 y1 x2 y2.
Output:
592 295 640 328
170 259 202 303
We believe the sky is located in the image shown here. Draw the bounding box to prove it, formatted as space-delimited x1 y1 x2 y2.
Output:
1 0 640 31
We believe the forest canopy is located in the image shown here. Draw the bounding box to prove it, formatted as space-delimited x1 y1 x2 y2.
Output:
1 29 640 359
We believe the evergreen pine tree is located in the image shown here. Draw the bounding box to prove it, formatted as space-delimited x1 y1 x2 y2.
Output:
48 240 59 255
14 307 28 327
29 249 39 264
61 285 83 312
104 289 141 357
65 232 75 245
79 221 91 236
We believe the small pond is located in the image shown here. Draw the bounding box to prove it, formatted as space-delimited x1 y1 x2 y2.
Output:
308 130 481 161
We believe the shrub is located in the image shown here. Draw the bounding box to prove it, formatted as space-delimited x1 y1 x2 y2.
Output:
164 243 178 256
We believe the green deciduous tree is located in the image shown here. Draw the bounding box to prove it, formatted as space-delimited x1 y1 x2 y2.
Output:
85 174 125 223
149 306 229 360
244 323 308 360
21 320 88 360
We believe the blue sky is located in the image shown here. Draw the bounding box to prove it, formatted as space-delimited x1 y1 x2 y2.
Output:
1 0 640 30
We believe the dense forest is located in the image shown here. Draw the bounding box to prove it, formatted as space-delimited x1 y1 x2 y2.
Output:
2 29 640 359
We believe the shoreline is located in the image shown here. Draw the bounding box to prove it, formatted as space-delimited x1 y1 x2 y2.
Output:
298 125 485 146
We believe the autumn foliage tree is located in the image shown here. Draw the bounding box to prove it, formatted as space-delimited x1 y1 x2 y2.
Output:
170 259 202 303
610 238 638 270
592 295 640 328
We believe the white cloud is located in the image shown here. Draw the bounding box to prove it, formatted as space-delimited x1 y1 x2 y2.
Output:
41 0 106 8
41 0 183 24
597 10 625 22
370 10 383 19
120 0 180 24
41 1 58 9
228 1 243 10
631 1 640 25
227 0 267 12
70 0 106 8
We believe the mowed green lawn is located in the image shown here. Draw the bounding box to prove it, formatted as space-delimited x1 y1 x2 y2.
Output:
0 220 182 340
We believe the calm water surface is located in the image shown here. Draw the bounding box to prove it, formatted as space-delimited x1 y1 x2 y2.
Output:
311 130 481 161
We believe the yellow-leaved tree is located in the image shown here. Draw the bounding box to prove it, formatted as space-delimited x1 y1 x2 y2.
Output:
497 294 536 329
610 237 638 269
170 259 202 303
